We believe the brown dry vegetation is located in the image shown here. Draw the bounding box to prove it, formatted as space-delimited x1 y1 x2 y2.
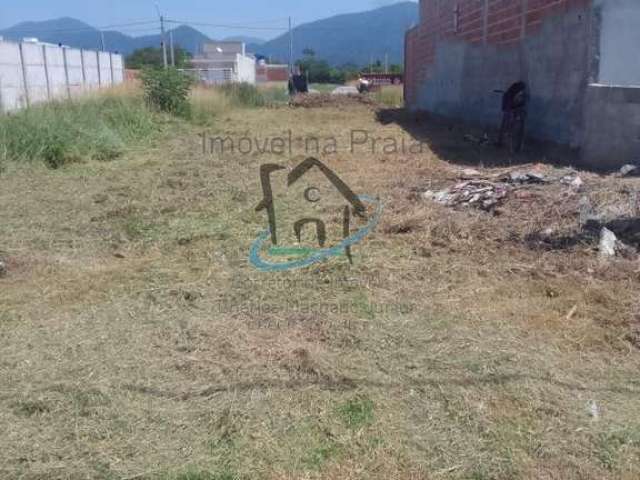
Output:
1 87 640 480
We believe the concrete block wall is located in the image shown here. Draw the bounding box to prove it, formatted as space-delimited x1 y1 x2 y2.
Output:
0 40 124 112
0 41 24 111
81 49 100 90
406 0 593 146
405 0 640 168
65 48 85 97
98 51 112 87
236 54 256 84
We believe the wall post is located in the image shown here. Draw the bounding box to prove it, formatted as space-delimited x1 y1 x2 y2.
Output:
42 44 51 100
18 42 30 107
62 47 71 99
109 52 114 85
96 51 101 87
80 50 86 90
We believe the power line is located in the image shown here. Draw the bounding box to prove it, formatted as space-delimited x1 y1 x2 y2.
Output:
164 19 287 32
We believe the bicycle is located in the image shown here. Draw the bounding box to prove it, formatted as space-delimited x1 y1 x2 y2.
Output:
494 82 528 154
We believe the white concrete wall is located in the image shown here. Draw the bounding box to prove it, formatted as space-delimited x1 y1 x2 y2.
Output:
65 48 84 97
236 54 256 84
22 43 48 104
597 0 640 86
82 50 100 90
98 51 112 86
111 54 124 84
0 40 124 112
44 45 67 99
0 41 26 111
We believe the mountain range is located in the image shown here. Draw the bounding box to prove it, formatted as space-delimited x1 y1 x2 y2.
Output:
0 2 419 67
249 2 418 66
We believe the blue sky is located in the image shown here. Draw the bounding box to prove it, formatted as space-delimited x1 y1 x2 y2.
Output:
0 1 414 40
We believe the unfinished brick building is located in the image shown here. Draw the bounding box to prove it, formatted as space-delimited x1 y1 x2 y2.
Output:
405 0 640 168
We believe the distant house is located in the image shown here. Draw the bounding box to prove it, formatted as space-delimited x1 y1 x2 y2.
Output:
190 41 256 85
404 0 640 169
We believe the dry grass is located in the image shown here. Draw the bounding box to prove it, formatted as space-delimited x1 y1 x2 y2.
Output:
1 89 640 480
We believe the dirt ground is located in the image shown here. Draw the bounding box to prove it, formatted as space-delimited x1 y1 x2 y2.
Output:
1 95 640 480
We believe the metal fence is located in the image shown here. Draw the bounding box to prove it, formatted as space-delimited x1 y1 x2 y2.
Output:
0 39 124 112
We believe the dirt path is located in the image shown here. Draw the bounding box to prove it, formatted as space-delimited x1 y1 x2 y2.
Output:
1 101 640 480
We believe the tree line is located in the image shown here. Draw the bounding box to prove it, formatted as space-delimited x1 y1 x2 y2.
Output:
125 46 402 84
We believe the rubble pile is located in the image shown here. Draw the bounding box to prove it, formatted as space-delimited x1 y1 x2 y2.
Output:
423 180 509 211
422 167 577 211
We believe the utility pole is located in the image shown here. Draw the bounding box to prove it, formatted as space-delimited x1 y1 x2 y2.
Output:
288 16 293 74
100 30 106 51
169 30 175 67
156 3 168 68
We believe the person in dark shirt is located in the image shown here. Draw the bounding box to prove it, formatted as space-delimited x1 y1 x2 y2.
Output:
497 81 528 147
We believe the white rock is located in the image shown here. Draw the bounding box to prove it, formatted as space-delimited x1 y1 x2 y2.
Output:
570 176 584 191
599 228 617 258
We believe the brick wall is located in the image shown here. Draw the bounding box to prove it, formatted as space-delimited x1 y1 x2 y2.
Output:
406 0 592 107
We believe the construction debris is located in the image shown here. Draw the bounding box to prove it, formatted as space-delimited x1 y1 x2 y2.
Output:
619 164 640 177
560 174 584 192
599 228 618 258
424 180 509 211
425 167 566 211
598 227 638 259
504 170 547 184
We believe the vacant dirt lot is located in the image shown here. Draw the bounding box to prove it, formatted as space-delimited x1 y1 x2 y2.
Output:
1 93 640 480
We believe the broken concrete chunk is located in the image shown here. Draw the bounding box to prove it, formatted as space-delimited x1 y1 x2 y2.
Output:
570 176 584 191
509 171 547 184
599 228 617 258
598 227 638 259
619 164 639 177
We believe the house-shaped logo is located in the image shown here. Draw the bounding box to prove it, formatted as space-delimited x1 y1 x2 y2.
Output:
250 157 383 271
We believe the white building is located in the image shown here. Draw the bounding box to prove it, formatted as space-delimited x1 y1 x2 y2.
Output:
189 41 256 85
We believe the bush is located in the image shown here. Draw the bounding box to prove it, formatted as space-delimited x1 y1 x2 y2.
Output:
0 93 157 168
141 67 193 116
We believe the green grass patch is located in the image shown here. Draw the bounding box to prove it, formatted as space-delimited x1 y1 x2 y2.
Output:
336 396 375 430
303 440 342 470
0 93 159 168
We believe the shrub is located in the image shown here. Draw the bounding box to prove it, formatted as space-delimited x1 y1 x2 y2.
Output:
141 67 193 116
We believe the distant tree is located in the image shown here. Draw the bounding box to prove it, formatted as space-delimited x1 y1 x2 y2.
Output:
296 56 344 84
302 48 316 57
126 46 192 69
